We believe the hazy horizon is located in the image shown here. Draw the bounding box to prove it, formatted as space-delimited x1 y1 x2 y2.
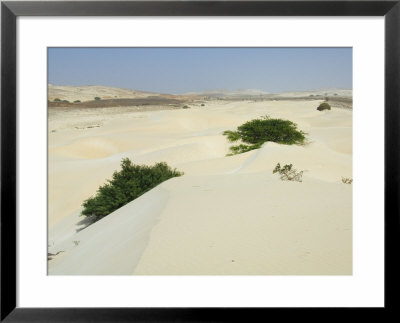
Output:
48 83 352 96
48 48 352 94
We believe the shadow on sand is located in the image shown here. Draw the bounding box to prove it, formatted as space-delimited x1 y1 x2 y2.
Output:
75 215 98 233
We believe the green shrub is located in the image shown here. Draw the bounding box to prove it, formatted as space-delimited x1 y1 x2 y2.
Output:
81 158 183 221
62 100 69 103
54 98 61 102
317 102 331 111
223 115 306 155
182 105 190 109
222 130 241 142
94 97 101 101
201 104 205 107
273 163 304 182
226 143 262 156
74 100 81 103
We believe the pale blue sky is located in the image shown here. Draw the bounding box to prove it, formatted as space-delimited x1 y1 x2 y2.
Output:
48 48 352 94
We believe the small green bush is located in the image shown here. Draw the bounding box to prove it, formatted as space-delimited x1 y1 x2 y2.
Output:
223 115 306 155
182 105 190 109
94 97 101 101
54 98 61 102
74 100 81 103
62 100 69 103
201 104 205 107
273 163 304 182
317 102 331 111
81 158 183 222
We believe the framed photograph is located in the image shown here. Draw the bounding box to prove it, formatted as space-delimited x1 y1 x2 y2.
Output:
1 0 399 321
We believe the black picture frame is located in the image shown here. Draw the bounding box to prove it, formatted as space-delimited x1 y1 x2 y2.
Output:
1 1 399 321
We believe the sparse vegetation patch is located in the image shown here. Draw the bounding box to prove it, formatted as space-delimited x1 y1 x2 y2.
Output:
223 115 306 155
81 158 183 222
341 177 353 184
317 102 331 111
273 163 304 182
226 143 262 156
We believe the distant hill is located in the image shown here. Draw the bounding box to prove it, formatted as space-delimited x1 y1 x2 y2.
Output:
271 88 352 98
48 84 159 102
48 84 203 103
185 89 272 98
48 84 352 103
186 88 352 99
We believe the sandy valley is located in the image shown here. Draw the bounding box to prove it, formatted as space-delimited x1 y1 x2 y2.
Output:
48 87 352 275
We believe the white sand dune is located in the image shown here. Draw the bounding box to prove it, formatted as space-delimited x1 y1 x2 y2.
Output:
133 174 352 275
48 99 352 275
49 185 170 275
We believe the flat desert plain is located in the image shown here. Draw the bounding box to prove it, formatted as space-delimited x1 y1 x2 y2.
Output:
48 99 352 275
